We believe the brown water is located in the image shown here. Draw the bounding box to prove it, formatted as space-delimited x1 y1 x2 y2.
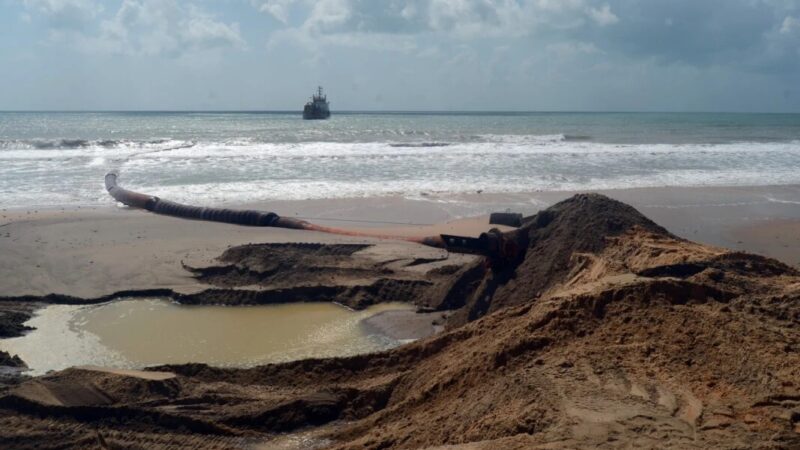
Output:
0 299 414 375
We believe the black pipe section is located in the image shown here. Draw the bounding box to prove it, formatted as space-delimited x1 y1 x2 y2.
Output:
104 172 445 249
105 173 280 227
489 212 523 228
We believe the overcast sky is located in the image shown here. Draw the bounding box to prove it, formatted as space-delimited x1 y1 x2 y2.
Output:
1 0 799 111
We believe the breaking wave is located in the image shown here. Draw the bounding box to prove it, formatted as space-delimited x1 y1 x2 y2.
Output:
0 138 194 150
389 142 452 148
1 134 799 208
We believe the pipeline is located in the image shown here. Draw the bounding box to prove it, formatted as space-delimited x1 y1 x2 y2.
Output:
104 172 525 268
104 172 443 246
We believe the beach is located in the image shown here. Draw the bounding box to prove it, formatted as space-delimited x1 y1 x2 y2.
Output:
1 111 799 448
4 0 800 445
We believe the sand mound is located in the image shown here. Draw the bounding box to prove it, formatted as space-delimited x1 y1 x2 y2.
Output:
443 194 710 325
1 194 799 449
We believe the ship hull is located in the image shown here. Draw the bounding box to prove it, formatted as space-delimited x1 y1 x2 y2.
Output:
302 109 331 120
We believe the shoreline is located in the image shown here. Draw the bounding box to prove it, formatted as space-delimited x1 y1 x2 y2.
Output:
2 183 798 269
3 182 799 211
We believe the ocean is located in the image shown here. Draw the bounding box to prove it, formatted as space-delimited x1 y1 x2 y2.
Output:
1 111 799 209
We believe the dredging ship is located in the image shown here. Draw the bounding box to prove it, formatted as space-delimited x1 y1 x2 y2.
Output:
303 86 331 120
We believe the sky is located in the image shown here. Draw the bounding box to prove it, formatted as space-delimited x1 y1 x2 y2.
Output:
0 0 799 112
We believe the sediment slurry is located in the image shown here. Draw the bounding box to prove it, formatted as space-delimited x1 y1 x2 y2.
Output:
1 194 799 449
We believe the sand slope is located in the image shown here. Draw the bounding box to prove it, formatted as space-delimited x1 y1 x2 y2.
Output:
1 194 799 449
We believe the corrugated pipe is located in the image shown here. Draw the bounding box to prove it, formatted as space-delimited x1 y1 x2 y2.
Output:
104 172 444 248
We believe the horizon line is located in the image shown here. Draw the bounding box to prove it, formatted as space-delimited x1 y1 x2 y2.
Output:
1 109 798 115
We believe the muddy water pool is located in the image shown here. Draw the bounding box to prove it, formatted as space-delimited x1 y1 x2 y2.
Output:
0 299 414 375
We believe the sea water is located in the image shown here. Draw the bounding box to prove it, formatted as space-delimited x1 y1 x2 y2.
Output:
0 111 799 209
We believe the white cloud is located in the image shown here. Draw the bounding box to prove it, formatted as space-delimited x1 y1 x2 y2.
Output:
426 0 529 38
303 0 352 33
90 0 245 56
22 0 102 28
780 16 800 34
22 0 245 56
586 3 618 26
261 0 606 46
180 6 246 50
252 0 297 24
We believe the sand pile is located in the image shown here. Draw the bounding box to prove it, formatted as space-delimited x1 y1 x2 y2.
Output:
1 194 799 449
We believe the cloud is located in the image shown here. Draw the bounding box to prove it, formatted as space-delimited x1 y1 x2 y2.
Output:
257 0 800 72
22 0 245 56
262 0 625 54
22 0 102 28
781 16 800 34
268 0 412 52
252 0 297 24
762 14 800 66
99 1 245 56
179 6 246 51
586 3 618 26
572 0 800 70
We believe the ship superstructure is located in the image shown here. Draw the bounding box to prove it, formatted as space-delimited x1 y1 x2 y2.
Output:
303 86 331 120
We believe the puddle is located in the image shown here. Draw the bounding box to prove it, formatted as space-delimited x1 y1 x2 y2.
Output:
0 299 414 375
